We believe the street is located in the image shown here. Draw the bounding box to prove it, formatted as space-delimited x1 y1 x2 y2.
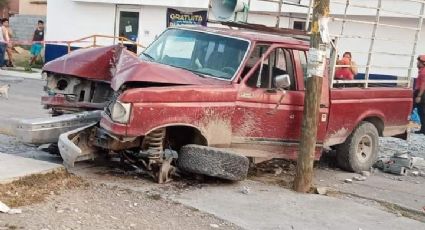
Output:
0 73 424 229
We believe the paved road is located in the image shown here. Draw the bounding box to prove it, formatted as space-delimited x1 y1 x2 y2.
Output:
0 75 47 119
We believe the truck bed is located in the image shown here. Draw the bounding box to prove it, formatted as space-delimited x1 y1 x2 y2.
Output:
324 87 412 147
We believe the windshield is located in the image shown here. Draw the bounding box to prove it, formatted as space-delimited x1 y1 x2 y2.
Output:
140 29 250 80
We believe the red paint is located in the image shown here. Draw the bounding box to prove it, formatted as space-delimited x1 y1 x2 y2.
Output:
111 51 229 91
43 27 412 160
43 45 123 82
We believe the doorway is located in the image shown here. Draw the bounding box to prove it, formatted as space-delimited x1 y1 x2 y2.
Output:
115 6 140 54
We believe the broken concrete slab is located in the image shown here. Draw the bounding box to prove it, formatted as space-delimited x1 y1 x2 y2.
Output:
0 152 63 184
174 180 425 230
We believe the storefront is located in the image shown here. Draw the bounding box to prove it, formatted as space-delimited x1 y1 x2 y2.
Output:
45 0 210 62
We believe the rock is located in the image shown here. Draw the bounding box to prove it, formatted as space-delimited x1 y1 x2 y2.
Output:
344 179 353 183
353 176 367 181
361 171 371 177
316 187 328 195
396 212 403 217
411 171 419 176
8 209 22 214
56 209 64 213
210 224 219 228
0 201 10 213
240 186 250 195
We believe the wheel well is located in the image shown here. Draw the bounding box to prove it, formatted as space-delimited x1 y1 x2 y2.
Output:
363 117 384 136
165 126 208 151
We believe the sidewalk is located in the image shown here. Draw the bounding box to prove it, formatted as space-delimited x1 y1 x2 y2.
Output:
0 67 42 80
174 180 425 230
0 153 63 184
315 168 425 214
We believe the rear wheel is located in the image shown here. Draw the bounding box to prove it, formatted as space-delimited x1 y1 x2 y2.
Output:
177 145 249 181
336 122 379 172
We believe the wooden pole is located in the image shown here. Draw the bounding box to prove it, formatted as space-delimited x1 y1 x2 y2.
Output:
293 0 330 193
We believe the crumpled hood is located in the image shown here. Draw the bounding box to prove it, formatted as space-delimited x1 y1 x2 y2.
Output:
43 45 123 82
43 45 229 90
111 51 229 91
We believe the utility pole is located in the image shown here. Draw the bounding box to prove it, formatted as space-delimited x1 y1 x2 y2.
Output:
294 0 330 193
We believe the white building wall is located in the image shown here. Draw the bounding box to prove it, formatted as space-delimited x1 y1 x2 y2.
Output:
46 0 425 77
46 0 116 46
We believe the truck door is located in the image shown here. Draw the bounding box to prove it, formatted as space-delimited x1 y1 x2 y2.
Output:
232 45 306 159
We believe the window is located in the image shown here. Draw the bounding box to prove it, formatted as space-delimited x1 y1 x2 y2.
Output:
293 21 306 30
141 29 250 80
246 47 295 90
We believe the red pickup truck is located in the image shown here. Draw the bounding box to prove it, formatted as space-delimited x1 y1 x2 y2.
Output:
56 26 412 183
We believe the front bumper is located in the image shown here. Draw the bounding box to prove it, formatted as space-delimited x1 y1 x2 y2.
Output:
16 110 102 144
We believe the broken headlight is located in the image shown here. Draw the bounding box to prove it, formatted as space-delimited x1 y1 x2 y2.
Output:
110 101 131 124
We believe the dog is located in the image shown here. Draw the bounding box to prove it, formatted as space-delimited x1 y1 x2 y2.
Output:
0 84 10 99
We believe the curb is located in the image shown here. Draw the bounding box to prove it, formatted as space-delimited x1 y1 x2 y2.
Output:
337 191 425 222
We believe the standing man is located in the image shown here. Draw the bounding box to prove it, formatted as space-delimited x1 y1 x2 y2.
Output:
2 18 14 67
0 18 10 68
28 20 44 69
415 55 425 135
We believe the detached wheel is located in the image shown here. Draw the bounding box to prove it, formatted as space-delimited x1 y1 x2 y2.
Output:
177 145 249 181
336 122 379 172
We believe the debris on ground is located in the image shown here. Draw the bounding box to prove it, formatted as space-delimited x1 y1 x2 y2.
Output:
0 169 86 207
374 152 425 176
248 159 295 189
240 186 250 195
0 201 10 213
361 171 371 177
316 187 328 195
353 176 367 182
344 179 353 183
0 201 22 214
410 171 420 176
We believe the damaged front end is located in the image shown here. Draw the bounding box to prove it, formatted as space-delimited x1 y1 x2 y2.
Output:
42 45 125 115
42 74 113 115
58 124 177 183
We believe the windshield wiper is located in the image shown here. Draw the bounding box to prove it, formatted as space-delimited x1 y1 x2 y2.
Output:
141 52 155 61
171 65 208 78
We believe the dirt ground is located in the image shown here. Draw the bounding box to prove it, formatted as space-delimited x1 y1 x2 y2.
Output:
0 170 241 230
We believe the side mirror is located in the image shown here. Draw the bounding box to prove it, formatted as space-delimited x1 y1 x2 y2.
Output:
274 74 291 89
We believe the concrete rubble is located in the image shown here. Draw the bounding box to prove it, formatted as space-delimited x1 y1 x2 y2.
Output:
0 201 22 215
374 151 425 176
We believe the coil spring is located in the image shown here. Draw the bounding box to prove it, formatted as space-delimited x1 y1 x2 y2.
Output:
144 128 166 157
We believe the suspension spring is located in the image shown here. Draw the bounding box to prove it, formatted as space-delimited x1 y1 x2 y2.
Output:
143 128 166 158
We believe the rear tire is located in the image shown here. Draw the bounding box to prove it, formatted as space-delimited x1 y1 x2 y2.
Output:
336 122 379 172
177 145 249 181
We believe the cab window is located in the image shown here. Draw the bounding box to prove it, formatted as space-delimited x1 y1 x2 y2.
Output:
246 47 296 90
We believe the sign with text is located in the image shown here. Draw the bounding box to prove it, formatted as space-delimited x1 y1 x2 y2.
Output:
167 8 207 27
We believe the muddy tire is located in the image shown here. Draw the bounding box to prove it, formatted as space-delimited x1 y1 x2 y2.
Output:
177 145 249 181
336 122 379 172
